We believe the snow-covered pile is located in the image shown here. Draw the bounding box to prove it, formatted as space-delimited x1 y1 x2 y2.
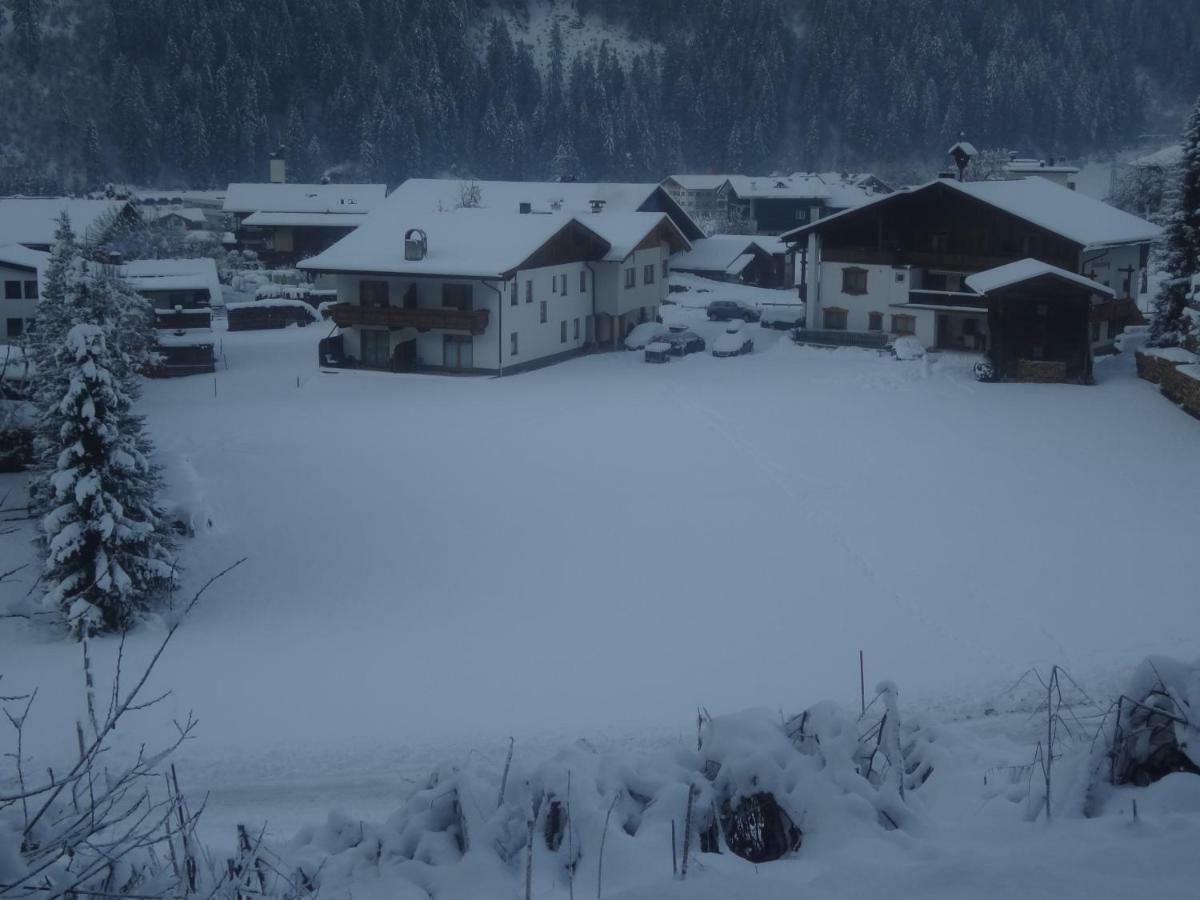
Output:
283 691 938 900
891 336 925 361
225 299 319 320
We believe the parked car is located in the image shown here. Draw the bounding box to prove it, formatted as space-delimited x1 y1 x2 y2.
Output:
712 325 754 357
644 341 672 364
658 326 706 356
760 304 806 330
706 299 760 322
624 321 670 350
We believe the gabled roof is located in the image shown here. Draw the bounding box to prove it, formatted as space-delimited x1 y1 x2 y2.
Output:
299 208 613 279
0 198 129 247
223 183 387 215
671 235 769 272
966 259 1114 297
780 178 1162 248
1134 145 1183 169
152 207 209 225
384 178 705 241
118 258 223 304
0 243 50 273
664 175 731 191
577 211 691 260
725 174 829 200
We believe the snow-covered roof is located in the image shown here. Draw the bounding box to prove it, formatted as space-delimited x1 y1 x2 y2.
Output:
241 211 368 229
725 174 829 200
118 257 223 304
671 235 764 272
383 178 705 241
301 208 613 278
574 211 691 261
1005 160 1080 175
965 259 1114 297
223 183 387 215
815 172 892 210
152 207 209 226
664 174 731 191
0 198 128 247
1134 145 1183 169
781 178 1162 248
726 253 757 276
948 141 978 157
0 243 49 272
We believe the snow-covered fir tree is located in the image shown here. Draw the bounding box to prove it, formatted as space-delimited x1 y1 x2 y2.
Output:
1150 94 1200 348
37 323 175 638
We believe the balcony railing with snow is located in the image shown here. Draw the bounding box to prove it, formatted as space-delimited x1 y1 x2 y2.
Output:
329 303 490 335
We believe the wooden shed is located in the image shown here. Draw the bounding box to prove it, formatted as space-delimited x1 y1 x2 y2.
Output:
965 260 1115 384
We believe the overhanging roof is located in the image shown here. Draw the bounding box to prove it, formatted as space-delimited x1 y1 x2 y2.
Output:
965 259 1115 298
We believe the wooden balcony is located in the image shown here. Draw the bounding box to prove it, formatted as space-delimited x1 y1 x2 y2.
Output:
905 289 987 310
329 303 490 335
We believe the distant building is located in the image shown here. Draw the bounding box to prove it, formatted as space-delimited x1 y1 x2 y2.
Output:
0 244 47 343
1004 157 1080 190
781 177 1160 368
671 234 791 287
118 258 223 309
223 182 388 265
0 198 137 251
299 204 690 374
661 175 732 222
813 172 895 212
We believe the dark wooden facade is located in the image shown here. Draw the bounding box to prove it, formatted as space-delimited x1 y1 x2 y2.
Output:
985 275 1096 383
811 181 1080 273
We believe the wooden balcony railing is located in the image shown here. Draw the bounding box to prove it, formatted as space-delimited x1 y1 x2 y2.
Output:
329 304 490 335
905 290 987 309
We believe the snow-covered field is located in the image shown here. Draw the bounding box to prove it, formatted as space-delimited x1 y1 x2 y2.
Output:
3 278 1199 895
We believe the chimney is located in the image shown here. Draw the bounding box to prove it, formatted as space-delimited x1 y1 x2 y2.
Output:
404 228 428 261
589 199 606 214
269 150 287 184
519 202 532 214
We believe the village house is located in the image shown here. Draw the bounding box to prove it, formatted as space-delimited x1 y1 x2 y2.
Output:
670 234 792 287
1003 157 1080 189
384 178 706 243
718 175 830 234
0 244 47 342
299 206 690 374
0 197 137 251
223 181 388 265
780 176 1160 366
118 258 223 310
660 175 732 223
814 172 895 212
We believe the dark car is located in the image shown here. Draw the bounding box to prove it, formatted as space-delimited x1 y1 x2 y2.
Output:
707 299 761 323
658 326 706 356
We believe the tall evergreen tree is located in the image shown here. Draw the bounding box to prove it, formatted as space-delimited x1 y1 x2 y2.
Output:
1150 94 1200 348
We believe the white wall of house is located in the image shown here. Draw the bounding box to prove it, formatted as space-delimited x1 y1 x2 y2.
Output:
1 264 39 342
817 260 928 336
1079 243 1144 300
596 243 670 318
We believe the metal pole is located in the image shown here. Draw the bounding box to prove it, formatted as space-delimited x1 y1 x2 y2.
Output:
859 650 865 716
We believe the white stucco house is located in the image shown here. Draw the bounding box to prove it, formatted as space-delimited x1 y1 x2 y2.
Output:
0 244 48 343
299 206 690 374
780 177 1161 353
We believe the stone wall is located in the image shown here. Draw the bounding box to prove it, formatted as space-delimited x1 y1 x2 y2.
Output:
1136 349 1199 384
1162 364 1200 419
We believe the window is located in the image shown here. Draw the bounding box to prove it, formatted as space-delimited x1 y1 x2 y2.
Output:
662 258 669 278
1091 321 1101 342
6 317 23 338
525 280 533 303
868 312 883 331
360 329 390 367
559 274 567 296
579 270 587 293
795 207 809 222
3 281 19 300
841 267 867 295
895 271 905 283
624 268 636 289
823 308 847 330
510 281 518 306
539 300 547 323
23 281 37 300
442 283 472 311
891 314 915 335
573 317 580 340
643 264 655 285
560 321 568 343
510 331 519 356
359 280 389 307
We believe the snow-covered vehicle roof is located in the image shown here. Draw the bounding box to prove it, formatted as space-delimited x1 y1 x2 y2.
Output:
624 321 670 350
713 329 750 355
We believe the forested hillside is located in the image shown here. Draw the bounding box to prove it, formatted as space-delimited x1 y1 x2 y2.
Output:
0 0 1197 193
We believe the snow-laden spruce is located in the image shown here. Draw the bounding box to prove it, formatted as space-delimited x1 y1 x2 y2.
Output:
1150 92 1200 349
36 323 175 637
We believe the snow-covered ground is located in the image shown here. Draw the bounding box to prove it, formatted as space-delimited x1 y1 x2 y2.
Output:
2 277 1199 894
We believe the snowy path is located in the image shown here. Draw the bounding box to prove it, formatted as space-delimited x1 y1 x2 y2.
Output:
3 299 1200 852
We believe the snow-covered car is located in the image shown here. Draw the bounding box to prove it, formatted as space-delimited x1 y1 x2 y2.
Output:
712 325 754 357
760 304 806 330
644 341 672 364
706 300 760 323
623 321 670 350
891 336 926 360
658 327 706 356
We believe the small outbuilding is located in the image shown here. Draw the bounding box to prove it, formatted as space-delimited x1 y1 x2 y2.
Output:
965 260 1114 384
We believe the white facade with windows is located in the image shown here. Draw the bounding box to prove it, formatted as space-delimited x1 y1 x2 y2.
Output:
0 246 47 344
